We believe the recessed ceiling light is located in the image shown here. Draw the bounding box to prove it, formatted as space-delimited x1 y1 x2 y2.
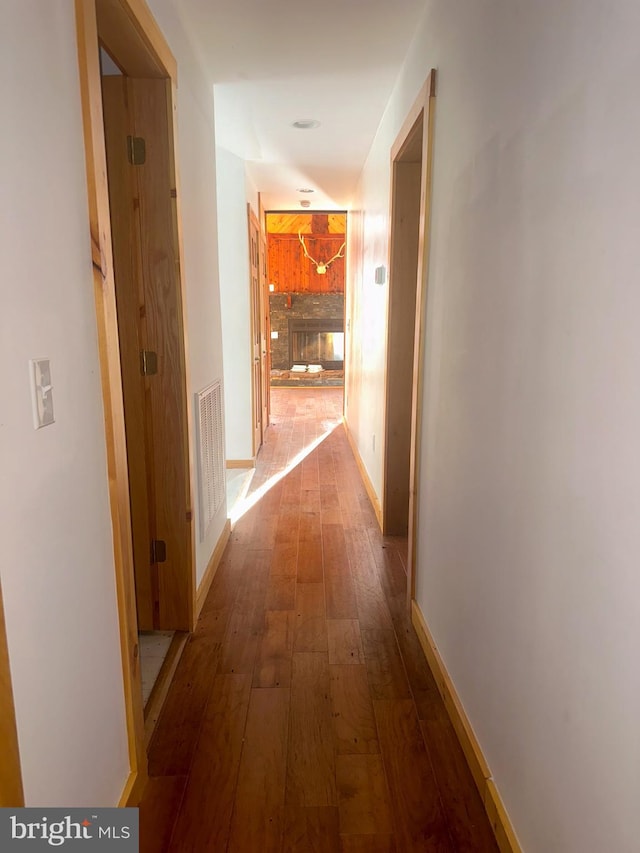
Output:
300 200 311 208
298 188 315 193
291 119 320 130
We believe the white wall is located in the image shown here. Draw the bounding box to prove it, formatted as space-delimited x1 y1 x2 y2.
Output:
0 1 128 806
215 146 254 462
0 0 230 806
147 0 228 585
349 1 640 850
345 203 390 497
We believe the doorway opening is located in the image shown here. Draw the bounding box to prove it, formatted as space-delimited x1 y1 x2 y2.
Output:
265 212 347 389
382 72 436 605
76 0 195 802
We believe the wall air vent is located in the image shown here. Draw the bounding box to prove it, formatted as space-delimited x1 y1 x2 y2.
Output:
195 380 225 541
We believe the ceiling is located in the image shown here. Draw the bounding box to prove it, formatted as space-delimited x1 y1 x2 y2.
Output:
169 0 428 211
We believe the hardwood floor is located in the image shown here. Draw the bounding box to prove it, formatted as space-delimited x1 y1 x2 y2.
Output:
140 388 497 852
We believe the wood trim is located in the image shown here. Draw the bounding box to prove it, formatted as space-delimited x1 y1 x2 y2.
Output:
381 69 437 604
343 421 383 530
143 631 189 747
485 780 523 853
382 91 421 527
0 581 24 807
165 76 197 632
257 194 270 433
407 71 437 605
411 601 522 853
226 459 256 469
248 205 261 457
390 75 432 162
118 767 147 807
411 600 489 790
195 520 231 619
96 0 177 80
76 0 147 793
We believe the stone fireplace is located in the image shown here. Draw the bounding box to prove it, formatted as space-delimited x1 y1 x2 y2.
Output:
269 292 344 370
289 318 344 369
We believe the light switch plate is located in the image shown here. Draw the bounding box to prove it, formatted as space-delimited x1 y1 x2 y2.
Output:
271 331 279 339
29 359 55 429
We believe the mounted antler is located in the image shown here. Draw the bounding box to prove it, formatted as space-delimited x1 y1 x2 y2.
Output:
298 230 346 275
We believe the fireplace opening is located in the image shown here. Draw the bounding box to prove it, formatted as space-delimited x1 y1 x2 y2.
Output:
289 318 344 369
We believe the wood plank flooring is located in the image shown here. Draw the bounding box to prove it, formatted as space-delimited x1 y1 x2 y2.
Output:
140 388 497 852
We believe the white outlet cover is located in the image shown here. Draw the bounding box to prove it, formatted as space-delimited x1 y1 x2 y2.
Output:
271 330 279 339
29 359 55 429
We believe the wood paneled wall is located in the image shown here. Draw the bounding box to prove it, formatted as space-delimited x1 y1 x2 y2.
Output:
268 234 345 294
266 212 346 234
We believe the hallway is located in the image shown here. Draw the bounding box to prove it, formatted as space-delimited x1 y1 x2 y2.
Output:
140 389 497 852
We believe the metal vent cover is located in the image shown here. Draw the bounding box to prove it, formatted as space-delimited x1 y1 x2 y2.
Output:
196 380 225 541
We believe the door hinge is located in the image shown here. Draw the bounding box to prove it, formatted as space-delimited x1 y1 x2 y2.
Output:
127 135 146 165
140 350 158 376
150 539 167 564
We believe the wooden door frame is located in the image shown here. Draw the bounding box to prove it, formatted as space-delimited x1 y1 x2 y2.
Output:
381 70 437 608
248 205 263 455
76 0 195 805
258 193 270 430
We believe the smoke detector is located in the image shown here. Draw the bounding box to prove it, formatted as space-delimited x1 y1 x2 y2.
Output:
291 119 320 130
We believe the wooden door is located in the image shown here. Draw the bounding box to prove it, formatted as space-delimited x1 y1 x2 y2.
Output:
131 78 192 630
102 75 193 631
102 76 154 630
248 207 263 454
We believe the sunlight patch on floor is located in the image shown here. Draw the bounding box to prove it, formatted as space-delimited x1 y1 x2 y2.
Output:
230 420 341 525
226 467 255 520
